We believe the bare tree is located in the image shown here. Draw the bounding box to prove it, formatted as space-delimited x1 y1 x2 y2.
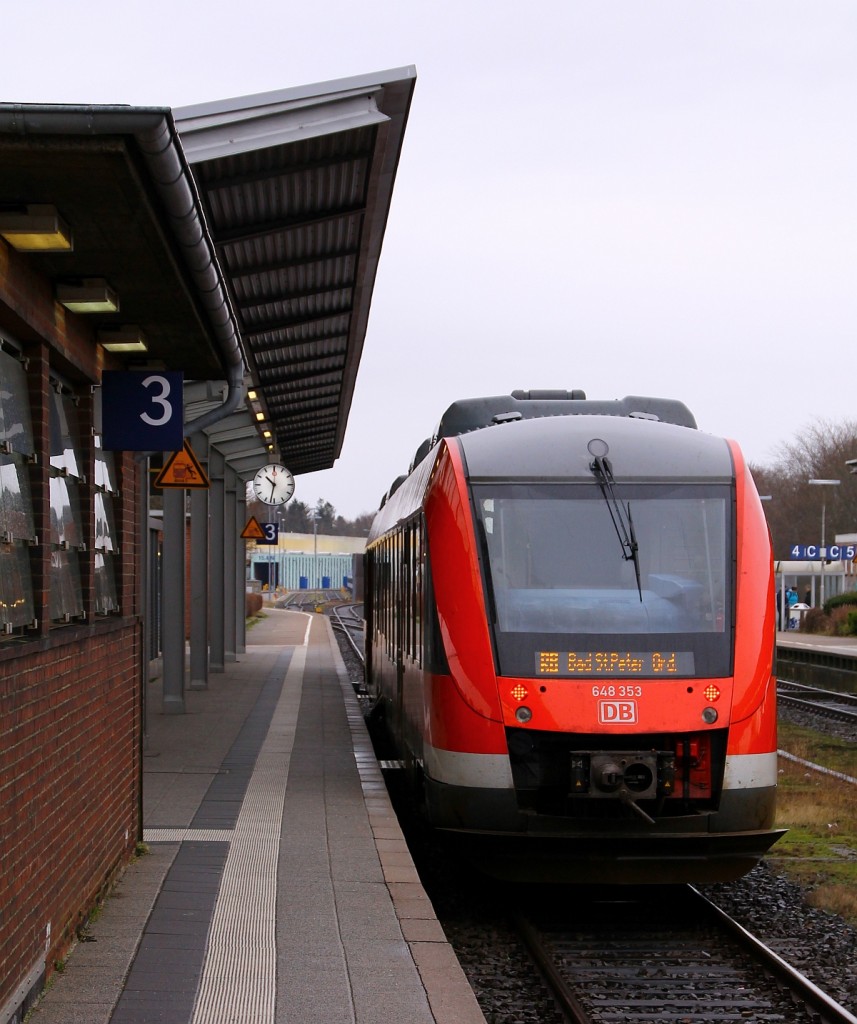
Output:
751 418 857 561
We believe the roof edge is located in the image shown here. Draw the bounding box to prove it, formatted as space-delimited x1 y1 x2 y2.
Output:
173 66 417 123
0 103 244 382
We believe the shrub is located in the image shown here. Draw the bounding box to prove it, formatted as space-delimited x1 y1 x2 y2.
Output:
841 609 857 637
801 607 833 635
828 605 857 637
823 590 857 615
246 592 263 618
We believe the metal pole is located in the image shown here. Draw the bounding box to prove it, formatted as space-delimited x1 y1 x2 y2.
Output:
809 479 840 607
820 500 826 605
162 485 186 713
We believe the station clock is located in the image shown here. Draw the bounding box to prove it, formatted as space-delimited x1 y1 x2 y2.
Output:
252 463 295 506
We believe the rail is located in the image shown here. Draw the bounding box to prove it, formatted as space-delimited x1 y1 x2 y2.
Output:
512 886 857 1024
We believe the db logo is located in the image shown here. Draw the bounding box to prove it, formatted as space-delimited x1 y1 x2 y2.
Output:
599 700 637 724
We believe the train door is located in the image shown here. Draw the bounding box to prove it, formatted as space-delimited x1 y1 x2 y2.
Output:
363 550 373 682
394 528 406 732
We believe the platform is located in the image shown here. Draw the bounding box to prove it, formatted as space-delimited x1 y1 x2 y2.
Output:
777 630 857 659
28 608 486 1024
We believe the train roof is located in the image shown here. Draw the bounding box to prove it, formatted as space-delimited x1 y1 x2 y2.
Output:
370 397 734 540
458 412 734 483
434 390 697 439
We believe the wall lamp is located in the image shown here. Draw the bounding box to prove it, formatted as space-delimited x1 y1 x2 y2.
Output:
0 204 73 252
57 278 119 314
98 326 148 353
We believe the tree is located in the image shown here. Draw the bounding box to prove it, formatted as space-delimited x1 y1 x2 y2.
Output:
280 499 312 533
313 499 337 534
751 418 857 561
245 486 376 537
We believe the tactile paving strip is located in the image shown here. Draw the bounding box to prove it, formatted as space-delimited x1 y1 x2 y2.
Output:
190 643 306 1024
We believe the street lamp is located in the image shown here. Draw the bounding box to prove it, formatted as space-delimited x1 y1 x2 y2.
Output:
808 478 841 604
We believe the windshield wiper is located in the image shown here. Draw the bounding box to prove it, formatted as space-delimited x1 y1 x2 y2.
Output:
589 452 643 602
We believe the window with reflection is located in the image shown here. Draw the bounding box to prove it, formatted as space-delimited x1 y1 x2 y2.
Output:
0 344 37 634
49 383 85 622
93 436 119 613
473 482 733 678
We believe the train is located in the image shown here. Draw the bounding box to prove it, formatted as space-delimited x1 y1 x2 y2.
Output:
364 390 783 883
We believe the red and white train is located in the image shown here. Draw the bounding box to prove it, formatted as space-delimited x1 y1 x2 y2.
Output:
364 391 783 882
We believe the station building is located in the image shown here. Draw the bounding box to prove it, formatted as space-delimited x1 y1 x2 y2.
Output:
0 69 413 1022
249 531 366 592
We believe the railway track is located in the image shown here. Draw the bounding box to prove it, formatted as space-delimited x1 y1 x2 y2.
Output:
330 602 365 670
513 886 857 1024
777 678 857 725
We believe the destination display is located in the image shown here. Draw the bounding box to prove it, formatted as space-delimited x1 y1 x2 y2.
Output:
536 650 696 676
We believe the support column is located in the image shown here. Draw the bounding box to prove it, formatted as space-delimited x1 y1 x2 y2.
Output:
235 479 247 655
161 485 186 714
189 433 210 690
209 448 226 673
224 466 238 663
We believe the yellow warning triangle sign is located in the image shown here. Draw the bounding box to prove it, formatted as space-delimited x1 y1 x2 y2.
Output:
153 440 210 489
241 516 266 540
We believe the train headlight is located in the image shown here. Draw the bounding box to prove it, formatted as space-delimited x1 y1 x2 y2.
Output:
701 707 718 724
515 706 533 724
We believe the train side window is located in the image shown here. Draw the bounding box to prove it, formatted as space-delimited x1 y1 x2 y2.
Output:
403 523 414 661
414 520 423 666
0 343 37 636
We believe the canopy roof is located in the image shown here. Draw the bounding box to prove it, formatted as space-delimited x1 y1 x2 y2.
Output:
176 67 415 475
0 66 415 480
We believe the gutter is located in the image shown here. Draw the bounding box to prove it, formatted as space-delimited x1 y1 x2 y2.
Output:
0 103 246 435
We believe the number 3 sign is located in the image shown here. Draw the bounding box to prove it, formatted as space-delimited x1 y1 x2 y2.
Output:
101 371 184 451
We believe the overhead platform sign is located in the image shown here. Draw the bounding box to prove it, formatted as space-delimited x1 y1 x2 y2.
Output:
102 371 184 451
154 441 210 489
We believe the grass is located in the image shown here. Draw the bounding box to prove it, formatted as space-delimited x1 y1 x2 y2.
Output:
769 721 857 925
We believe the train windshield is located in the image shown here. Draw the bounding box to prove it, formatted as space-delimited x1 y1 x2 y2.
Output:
473 483 732 677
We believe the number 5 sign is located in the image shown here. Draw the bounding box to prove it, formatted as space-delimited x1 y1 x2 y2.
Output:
101 371 184 451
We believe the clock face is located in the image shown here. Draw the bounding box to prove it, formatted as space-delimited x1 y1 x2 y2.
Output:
252 464 295 505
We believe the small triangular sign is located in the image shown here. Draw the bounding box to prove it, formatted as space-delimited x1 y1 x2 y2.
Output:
241 516 266 540
153 440 210 489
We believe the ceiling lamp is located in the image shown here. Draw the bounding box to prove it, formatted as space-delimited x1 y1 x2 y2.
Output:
0 204 73 252
57 278 119 314
98 326 148 353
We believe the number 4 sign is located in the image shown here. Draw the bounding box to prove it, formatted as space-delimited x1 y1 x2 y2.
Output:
101 371 184 451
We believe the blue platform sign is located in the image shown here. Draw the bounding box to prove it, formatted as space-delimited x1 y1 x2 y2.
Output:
789 544 857 561
102 371 184 451
256 523 279 545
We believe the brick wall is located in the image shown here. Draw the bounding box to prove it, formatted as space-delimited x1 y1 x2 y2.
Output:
0 242 145 1020
0 626 141 1010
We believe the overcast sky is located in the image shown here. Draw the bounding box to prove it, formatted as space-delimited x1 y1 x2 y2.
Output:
4 2 856 519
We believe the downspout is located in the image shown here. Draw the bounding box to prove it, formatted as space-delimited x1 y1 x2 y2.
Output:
133 113 246 432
